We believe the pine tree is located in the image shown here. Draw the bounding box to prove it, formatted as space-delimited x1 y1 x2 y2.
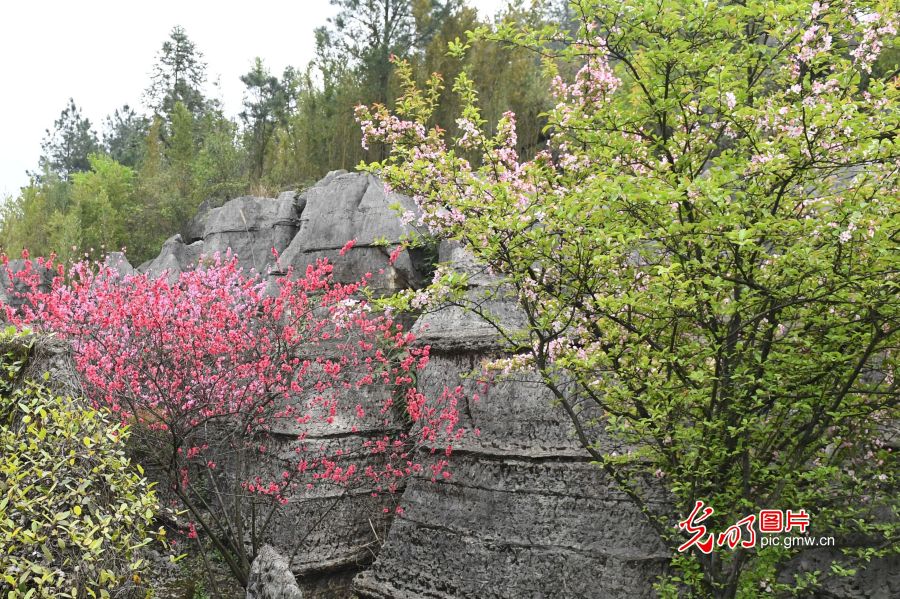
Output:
240 58 288 182
145 26 208 117
103 105 150 168
37 98 100 181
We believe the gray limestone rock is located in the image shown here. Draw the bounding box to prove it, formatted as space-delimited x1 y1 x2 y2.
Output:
779 547 900 598
354 463 670 599
240 365 408 581
246 545 303 599
275 172 429 295
202 194 302 274
353 240 669 599
139 234 204 282
183 197 216 243
410 241 526 352
277 190 300 203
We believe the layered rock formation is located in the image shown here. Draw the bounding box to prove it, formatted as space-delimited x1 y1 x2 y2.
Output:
270 170 429 295
120 170 898 599
137 172 431 596
144 171 430 296
352 241 670 598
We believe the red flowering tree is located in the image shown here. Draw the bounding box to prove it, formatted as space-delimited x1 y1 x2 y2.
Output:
3 249 464 588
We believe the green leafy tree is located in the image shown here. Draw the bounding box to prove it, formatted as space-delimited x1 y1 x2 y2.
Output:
358 0 900 596
132 116 178 262
166 101 197 221
318 0 460 104
193 110 247 203
265 60 368 185
2 156 140 265
418 1 552 159
0 174 70 257
68 154 137 259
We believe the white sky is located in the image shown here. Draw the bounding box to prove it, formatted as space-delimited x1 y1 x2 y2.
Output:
0 0 505 197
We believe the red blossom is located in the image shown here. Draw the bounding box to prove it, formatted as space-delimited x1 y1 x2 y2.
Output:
2 251 466 536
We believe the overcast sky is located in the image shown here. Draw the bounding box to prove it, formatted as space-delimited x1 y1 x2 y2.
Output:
0 0 505 197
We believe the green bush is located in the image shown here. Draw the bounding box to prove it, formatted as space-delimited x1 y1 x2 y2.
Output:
0 332 160 599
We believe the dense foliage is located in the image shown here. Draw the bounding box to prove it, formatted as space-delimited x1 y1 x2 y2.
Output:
4 251 465 588
358 0 900 596
0 330 159 598
0 1 558 266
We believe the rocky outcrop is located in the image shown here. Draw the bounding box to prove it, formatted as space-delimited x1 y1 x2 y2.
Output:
130 170 896 599
137 172 427 594
352 242 670 599
103 251 136 277
273 171 430 295
133 175 669 598
201 193 302 274
164 172 431 297
146 192 303 278
252 413 402 588
138 234 204 281
0 259 55 309
780 547 900 599
246 545 303 599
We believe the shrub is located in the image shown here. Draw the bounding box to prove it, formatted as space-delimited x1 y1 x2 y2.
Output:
0 330 159 598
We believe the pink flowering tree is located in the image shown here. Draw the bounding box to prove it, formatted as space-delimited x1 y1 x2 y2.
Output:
3 250 463 588
355 1 899 597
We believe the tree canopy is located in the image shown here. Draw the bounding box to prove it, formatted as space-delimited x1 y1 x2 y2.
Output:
358 0 900 596
1 8 552 265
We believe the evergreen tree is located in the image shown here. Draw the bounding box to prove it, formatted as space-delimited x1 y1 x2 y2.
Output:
194 110 247 202
102 105 150 168
240 58 288 182
132 116 177 262
37 99 100 181
166 101 196 218
145 26 208 117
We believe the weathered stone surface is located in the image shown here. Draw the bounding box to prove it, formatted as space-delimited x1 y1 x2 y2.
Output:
246 545 303 599
260 483 394 576
353 241 668 598
354 456 669 599
13 335 81 398
139 234 204 282
202 194 302 274
245 378 407 583
275 172 429 295
277 190 301 203
183 198 216 243
409 241 526 353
